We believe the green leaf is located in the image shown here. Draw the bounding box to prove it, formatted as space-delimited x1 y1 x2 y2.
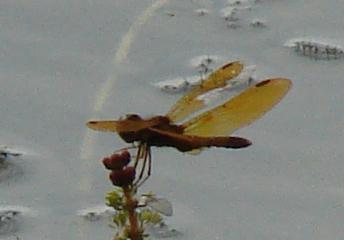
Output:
112 212 128 227
106 189 124 210
139 209 162 225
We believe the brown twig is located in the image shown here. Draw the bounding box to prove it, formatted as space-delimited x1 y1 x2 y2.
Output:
122 186 141 240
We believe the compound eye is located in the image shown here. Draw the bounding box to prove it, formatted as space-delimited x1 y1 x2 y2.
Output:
126 114 142 120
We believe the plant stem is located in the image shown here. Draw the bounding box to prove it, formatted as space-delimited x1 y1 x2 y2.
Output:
123 186 141 240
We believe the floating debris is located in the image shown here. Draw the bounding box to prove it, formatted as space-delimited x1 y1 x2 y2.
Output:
77 205 115 221
228 0 250 6
250 18 267 28
189 55 222 67
153 75 206 93
0 210 19 234
222 0 276 30
0 206 33 235
194 8 210 16
0 206 33 216
165 12 175 17
221 7 240 22
189 54 223 75
0 146 22 164
153 55 226 93
220 2 252 29
153 77 188 93
285 38 344 59
154 64 255 94
0 146 23 182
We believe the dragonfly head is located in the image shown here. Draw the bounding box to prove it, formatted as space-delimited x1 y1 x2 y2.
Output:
125 114 142 121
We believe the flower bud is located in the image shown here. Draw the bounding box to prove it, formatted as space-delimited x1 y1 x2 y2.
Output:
109 166 136 187
103 151 131 170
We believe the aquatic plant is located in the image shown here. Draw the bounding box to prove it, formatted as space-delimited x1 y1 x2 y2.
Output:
103 151 167 240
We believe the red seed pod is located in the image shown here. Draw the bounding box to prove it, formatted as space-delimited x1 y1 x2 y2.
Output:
102 151 131 170
109 166 136 187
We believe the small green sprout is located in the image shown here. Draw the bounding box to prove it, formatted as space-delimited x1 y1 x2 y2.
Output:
139 209 162 225
100 150 173 240
106 189 124 210
112 211 128 228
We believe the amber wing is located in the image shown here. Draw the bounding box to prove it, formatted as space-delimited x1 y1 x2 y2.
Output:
182 78 292 137
87 117 165 133
87 120 120 132
166 61 244 122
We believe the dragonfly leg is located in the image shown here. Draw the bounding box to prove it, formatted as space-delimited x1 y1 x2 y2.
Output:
147 147 151 177
136 146 152 187
134 144 148 186
134 144 143 169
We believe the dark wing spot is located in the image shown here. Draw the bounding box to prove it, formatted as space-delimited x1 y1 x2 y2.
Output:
256 79 271 87
221 62 234 69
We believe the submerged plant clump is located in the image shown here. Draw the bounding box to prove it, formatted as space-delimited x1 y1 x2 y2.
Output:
153 55 221 93
154 63 255 95
221 6 241 29
194 8 210 16
0 210 20 234
153 55 256 94
188 54 223 76
249 18 267 28
0 146 23 182
285 38 344 60
0 206 33 235
152 77 190 93
220 0 258 29
0 146 22 164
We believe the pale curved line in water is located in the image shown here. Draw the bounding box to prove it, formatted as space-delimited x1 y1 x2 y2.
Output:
79 0 170 161
77 10 171 240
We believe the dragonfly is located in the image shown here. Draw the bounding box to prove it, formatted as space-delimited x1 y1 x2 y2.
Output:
0 145 22 163
87 61 292 185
